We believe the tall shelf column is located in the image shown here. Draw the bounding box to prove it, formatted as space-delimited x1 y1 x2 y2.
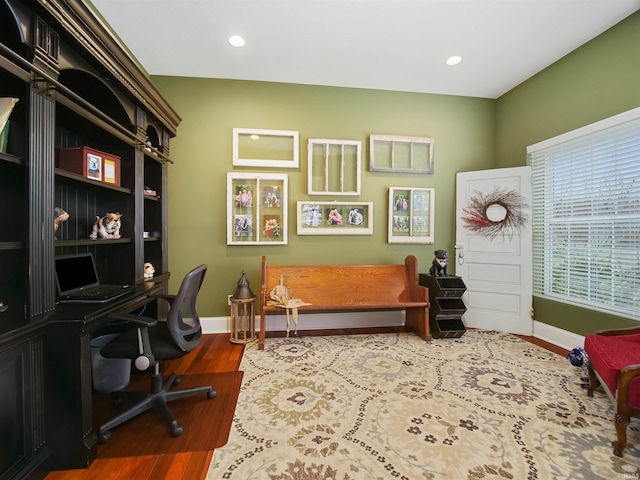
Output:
28 84 56 318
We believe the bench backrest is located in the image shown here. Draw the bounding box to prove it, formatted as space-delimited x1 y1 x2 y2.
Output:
261 255 422 308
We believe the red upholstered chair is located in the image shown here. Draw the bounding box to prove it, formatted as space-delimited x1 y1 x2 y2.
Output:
584 326 640 457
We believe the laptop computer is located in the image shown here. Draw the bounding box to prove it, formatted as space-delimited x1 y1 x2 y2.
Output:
55 253 134 303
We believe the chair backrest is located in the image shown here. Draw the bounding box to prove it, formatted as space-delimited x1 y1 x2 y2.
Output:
166 264 207 352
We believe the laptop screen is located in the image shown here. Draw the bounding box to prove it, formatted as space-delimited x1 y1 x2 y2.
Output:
55 253 100 294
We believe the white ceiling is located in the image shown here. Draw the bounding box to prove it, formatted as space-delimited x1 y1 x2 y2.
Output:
91 0 640 99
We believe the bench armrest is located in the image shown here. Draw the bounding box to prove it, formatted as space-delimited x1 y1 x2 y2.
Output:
595 326 640 337
618 364 640 404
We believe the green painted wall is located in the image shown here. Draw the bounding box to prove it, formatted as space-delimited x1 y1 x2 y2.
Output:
495 11 640 334
151 10 639 334
149 78 495 316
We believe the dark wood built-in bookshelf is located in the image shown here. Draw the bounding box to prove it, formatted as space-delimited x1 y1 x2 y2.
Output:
0 0 180 478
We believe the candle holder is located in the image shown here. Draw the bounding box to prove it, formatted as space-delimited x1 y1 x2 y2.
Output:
229 271 257 344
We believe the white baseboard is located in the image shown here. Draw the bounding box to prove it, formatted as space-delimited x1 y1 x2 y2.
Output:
201 316 232 335
532 320 584 351
202 314 584 351
201 311 405 335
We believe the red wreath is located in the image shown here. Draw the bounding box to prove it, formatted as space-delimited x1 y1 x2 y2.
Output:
461 187 529 239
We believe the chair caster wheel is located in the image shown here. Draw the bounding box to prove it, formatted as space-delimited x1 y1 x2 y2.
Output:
98 431 112 444
207 390 217 399
172 377 181 386
171 423 183 437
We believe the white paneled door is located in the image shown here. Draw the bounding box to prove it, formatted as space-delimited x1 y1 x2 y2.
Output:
455 166 533 335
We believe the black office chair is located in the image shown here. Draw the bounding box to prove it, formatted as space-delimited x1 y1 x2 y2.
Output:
97 264 216 443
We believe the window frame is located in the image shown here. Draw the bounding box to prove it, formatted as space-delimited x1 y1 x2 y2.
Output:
527 106 640 320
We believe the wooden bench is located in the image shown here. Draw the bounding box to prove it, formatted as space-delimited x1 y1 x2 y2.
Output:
259 254 431 350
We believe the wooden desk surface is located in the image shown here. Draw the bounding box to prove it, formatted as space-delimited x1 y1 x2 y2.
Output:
50 273 170 328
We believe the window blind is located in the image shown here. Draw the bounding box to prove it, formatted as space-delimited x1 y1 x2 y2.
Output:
527 107 640 319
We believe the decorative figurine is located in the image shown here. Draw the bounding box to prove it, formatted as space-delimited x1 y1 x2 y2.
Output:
269 275 292 305
53 207 69 239
429 249 448 277
89 212 122 239
143 262 155 279
567 347 590 389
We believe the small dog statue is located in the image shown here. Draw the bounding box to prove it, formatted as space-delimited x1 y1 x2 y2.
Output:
143 262 155 279
567 347 590 388
89 212 122 239
429 249 448 277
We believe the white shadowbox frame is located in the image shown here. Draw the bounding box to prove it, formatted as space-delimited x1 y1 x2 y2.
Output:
369 134 434 174
307 138 361 195
233 128 299 168
227 172 288 245
297 201 373 235
388 187 435 244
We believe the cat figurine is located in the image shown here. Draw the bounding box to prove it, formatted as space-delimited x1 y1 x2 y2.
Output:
89 212 122 239
429 249 448 277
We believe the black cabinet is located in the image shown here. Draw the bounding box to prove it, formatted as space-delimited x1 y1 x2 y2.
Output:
419 275 467 338
0 329 49 480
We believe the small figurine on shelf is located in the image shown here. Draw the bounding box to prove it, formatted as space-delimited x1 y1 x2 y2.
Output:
89 212 122 239
429 249 448 277
53 207 69 239
143 262 155 279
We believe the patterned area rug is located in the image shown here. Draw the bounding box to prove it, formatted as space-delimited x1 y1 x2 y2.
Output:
207 330 640 479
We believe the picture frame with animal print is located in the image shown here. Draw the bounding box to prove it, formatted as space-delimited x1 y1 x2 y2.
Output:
227 172 288 245
296 201 373 235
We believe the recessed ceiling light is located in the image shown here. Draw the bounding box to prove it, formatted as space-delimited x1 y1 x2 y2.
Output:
445 56 463 66
228 35 246 48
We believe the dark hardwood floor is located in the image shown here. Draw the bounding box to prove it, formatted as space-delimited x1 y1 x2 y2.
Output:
43 329 568 480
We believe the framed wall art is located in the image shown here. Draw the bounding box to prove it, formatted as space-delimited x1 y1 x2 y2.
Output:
388 187 435 244
297 201 373 235
233 128 299 168
369 134 434 174
227 172 288 245
307 138 361 195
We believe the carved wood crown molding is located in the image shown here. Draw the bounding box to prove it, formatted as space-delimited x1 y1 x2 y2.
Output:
38 0 181 136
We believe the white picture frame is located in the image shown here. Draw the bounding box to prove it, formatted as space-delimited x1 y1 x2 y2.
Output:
233 128 299 168
227 172 288 245
388 187 435 244
307 138 361 195
297 201 373 235
369 134 434 174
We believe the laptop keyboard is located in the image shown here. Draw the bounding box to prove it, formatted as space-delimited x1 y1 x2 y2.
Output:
77 285 127 298
61 284 133 302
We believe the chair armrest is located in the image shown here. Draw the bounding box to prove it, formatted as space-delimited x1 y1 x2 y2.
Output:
108 312 158 327
595 326 640 336
150 293 177 306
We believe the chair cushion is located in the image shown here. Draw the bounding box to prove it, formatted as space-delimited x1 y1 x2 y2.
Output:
101 322 187 362
585 333 640 408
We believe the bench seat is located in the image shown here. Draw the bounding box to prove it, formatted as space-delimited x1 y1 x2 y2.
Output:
259 255 431 350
